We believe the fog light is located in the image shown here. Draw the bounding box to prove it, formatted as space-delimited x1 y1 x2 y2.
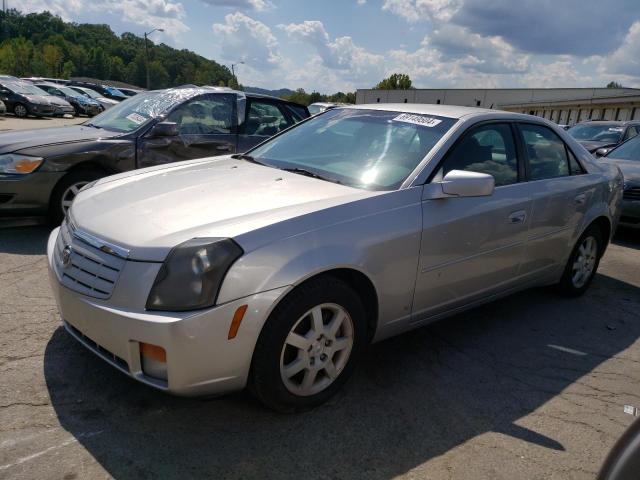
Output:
140 342 167 381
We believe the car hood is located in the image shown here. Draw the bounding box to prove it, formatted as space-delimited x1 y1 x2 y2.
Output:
0 125 119 154
70 157 378 262
24 95 53 105
578 140 616 152
602 158 640 183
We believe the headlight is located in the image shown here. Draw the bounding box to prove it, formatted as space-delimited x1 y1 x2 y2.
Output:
146 238 243 311
0 154 44 174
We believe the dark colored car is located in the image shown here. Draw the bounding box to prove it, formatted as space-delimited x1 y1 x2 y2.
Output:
0 99 6 116
0 86 309 223
118 87 143 97
0 80 56 117
23 83 75 117
68 82 128 102
599 133 640 229
34 82 102 117
568 120 640 154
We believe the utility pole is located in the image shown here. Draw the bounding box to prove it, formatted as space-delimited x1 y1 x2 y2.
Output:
143 28 163 89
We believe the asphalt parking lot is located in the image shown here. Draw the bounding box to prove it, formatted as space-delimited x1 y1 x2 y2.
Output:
0 225 638 480
0 115 85 131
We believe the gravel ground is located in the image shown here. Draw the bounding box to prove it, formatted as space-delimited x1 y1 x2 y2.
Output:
0 226 639 480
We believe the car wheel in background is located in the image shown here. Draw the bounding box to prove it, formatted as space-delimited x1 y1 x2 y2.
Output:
557 224 604 296
249 276 367 412
14 103 28 118
48 169 104 225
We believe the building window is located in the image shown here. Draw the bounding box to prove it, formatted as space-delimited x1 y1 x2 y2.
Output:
404 98 407 103
615 108 621 120
376 98 380 103
436 99 441 104
476 100 481 106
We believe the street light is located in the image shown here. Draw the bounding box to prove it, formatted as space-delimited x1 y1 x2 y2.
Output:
231 61 244 87
144 28 164 89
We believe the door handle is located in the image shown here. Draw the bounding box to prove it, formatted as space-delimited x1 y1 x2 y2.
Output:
508 210 527 224
574 193 587 205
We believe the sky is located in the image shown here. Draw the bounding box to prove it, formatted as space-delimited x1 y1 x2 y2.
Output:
16 0 640 93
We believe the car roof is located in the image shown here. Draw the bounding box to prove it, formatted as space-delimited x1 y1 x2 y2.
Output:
166 85 307 108
346 103 520 119
576 120 640 126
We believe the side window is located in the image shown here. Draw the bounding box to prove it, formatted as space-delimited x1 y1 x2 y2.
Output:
519 124 569 181
440 123 518 187
166 94 234 135
567 149 585 175
624 126 638 140
282 103 307 123
245 101 293 136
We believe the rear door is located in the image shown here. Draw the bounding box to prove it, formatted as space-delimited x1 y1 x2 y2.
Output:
236 98 296 152
516 123 592 277
137 93 237 168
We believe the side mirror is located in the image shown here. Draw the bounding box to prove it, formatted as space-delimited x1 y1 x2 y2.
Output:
595 147 609 158
149 121 179 137
424 170 495 199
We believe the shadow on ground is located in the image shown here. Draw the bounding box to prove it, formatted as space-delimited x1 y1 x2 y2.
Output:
43 269 640 479
0 225 52 254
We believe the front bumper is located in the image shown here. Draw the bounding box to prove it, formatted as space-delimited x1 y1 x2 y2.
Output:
29 104 55 117
619 198 640 228
46 227 288 396
53 105 75 116
0 171 65 216
79 103 101 115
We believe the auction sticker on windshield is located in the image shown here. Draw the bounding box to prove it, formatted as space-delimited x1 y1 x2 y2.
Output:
126 113 147 124
393 113 442 127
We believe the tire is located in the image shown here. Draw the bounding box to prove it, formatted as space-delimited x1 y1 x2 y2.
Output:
249 276 367 413
14 103 28 118
557 225 604 296
48 169 104 225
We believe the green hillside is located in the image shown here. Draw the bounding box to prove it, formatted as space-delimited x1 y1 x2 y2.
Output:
0 10 233 89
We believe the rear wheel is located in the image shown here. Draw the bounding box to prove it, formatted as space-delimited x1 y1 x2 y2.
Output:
14 103 28 118
249 276 366 412
557 225 604 296
48 170 103 225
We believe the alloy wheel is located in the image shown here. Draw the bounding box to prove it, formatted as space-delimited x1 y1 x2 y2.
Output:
14 104 27 118
571 236 598 288
60 181 90 216
279 303 354 397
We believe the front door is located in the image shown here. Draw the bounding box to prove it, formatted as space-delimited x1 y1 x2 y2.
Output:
412 122 534 321
137 93 237 168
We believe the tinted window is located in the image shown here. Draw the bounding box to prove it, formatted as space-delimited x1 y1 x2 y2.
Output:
245 101 293 136
520 124 569 180
249 108 457 191
568 123 624 143
283 104 308 122
624 126 638 140
440 123 518 187
167 95 234 134
568 149 584 175
608 134 640 161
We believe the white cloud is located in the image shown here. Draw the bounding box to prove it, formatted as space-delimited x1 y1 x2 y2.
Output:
212 12 281 69
280 20 383 75
357 0 367 4
600 21 640 79
382 0 461 22
200 0 274 11
18 0 189 37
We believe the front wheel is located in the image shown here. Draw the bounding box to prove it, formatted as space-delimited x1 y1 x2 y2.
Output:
557 225 604 296
48 170 103 225
249 277 367 412
14 103 28 118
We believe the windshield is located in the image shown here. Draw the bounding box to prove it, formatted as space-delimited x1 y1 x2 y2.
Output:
5 82 44 95
73 87 101 99
568 124 624 143
87 90 193 133
58 86 86 99
104 86 127 99
608 135 640 161
249 108 457 190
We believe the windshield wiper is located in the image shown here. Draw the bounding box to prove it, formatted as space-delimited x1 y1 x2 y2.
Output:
231 153 268 166
281 167 341 184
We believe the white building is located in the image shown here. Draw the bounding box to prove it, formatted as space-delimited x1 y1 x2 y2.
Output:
356 88 640 126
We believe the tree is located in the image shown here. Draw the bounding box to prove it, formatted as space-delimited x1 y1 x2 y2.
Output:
42 44 63 76
375 73 412 90
606 81 623 89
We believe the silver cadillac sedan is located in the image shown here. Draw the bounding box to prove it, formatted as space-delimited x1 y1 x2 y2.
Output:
47 104 623 412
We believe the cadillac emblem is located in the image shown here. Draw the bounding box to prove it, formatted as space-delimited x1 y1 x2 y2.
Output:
61 245 73 267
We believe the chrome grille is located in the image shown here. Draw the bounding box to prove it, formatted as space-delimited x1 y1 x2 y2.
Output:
623 187 640 201
54 223 126 299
